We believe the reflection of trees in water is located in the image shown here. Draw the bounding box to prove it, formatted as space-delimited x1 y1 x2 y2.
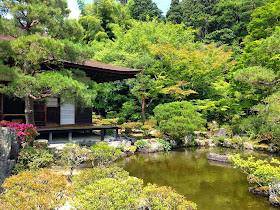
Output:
116 148 273 209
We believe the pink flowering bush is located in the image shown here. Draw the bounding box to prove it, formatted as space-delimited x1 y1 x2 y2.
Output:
0 120 39 146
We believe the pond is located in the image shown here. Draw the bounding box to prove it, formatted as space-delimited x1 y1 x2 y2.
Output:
115 147 278 210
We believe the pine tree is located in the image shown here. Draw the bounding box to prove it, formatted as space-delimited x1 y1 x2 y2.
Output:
166 0 182 24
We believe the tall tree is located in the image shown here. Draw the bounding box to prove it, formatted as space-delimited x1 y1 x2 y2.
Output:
246 0 280 41
181 0 219 40
129 0 162 21
0 0 95 125
1 0 70 35
166 0 182 24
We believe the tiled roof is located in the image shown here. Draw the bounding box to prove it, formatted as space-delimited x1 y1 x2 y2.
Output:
81 60 140 72
0 34 140 73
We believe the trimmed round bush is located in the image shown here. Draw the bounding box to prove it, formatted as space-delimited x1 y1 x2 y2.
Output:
0 169 71 209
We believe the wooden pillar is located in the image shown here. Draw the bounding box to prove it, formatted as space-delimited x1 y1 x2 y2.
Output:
101 129 105 141
49 132 53 142
115 128 119 140
69 130 73 141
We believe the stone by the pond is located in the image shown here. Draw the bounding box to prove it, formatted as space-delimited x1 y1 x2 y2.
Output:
79 139 96 147
149 130 161 137
243 142 254 150
232 143 239 149
207 153 230 163
268 144 279 153
184 135 193 146
223 139 231 147
195 139 206 147
214 128 227 138
138 145 152 153
108 141 122 148
269 180 280 206
170 140 179 148
0 127 19 188
248 186 269 197
150 142 163 152
207 139 216 147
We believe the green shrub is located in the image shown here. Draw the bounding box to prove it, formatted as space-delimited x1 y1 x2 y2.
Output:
0 169 71 209
72 166 142 209
135 139 149 149
122 121 143 133
215 136 226 146
13 146 53 173
130 145 137 153
89 142 122 166
142 183 197 210
141 119 157 131
58 143 88 180
73 166 130 189
73 177 143 209
72 166 197 210
229 154 280 186
231 136 243 147
153 101 206 141
157 139 171 151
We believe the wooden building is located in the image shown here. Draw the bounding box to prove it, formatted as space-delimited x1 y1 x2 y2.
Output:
0 35 141 139
0 59 140 126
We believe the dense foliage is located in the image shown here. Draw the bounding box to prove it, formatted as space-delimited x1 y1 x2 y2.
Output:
229 154 280 186
13 146 53 173
1 0 280 143
72 166 197 209
89 142 123 166
0 169 71 209
154 101 206 141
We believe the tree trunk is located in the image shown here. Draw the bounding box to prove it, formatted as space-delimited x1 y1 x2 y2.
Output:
142 91 146 122
25 95 35 125
141 70 146 122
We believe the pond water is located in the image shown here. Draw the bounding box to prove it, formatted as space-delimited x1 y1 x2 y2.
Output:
115 147 279 210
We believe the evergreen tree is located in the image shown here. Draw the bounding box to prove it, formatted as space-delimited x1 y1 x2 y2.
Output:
166 0 182 24
129 0 162 21
0 0 95 125
1 0 70 35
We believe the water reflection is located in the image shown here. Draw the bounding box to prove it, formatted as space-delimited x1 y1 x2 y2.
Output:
115 148 278 210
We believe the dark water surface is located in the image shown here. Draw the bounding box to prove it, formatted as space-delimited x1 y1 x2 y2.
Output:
115 147 279 210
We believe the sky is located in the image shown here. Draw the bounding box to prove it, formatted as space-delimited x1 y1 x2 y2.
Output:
67 0 171 19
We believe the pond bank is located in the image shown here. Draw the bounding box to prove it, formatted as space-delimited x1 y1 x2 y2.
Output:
115 147 279 209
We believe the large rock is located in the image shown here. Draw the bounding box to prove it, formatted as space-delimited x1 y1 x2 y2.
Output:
207 153 230 163
214 128 227 138
195 139 206 147
0 127 19 188
269 180 280 206
184 135 193 146
268 144 279 153
170 140 179 149
223 139 231 148
108 141 122 148
243 142 254 150
149 130 161 138
150 142 163 152
139 145 152 154
207 139 216 147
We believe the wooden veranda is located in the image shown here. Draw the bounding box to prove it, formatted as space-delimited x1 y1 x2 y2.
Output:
37 124 121 142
